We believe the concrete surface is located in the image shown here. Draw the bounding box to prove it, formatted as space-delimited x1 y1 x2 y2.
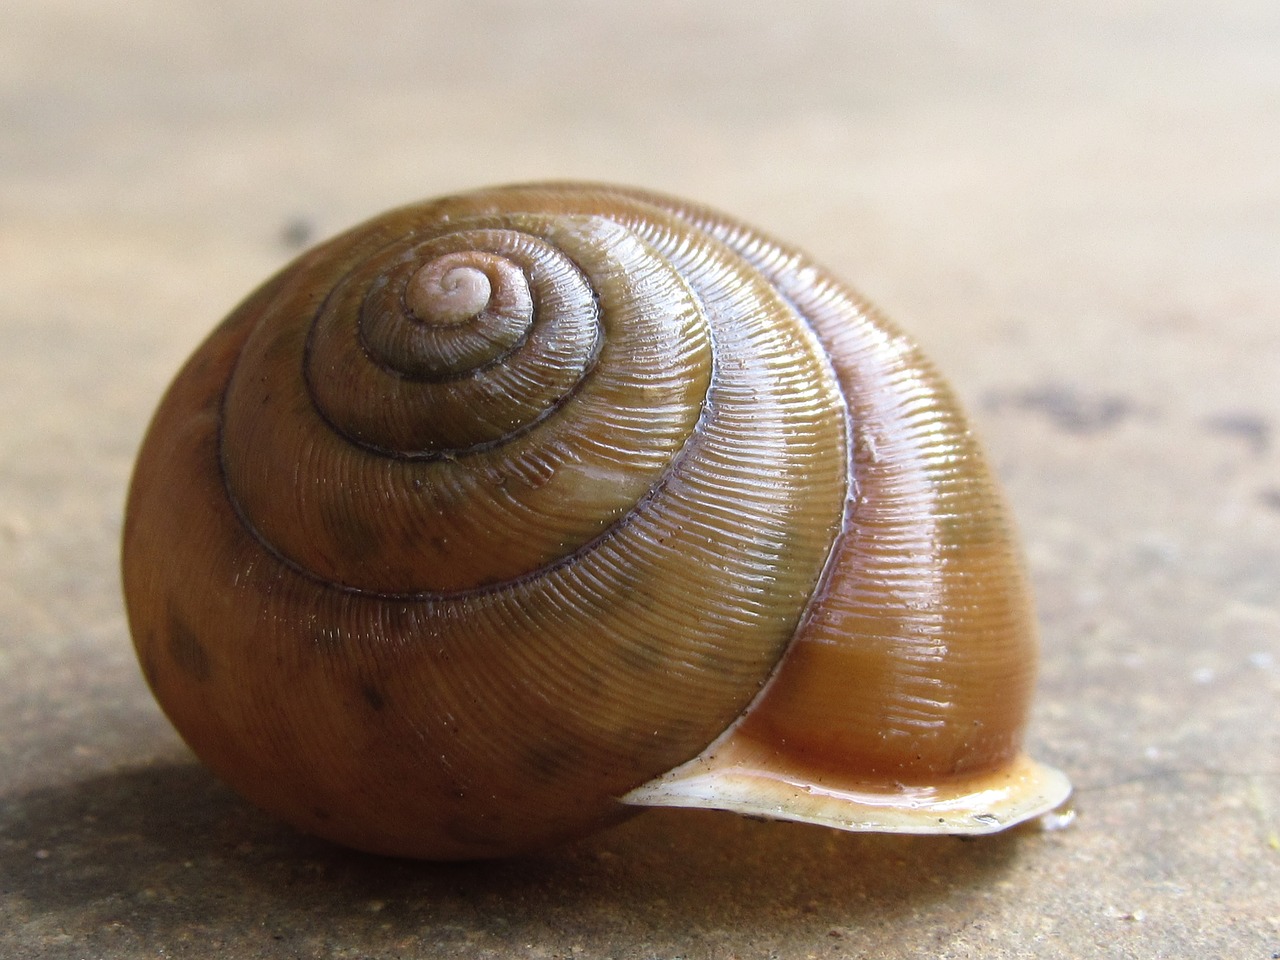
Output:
1 1 1277 957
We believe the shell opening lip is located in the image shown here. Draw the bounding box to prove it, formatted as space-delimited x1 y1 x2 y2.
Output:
621 751 1073 836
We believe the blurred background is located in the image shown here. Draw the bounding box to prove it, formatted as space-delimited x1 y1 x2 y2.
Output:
2 2 1277 958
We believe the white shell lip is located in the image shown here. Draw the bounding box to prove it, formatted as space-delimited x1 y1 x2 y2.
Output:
622 750 1073 836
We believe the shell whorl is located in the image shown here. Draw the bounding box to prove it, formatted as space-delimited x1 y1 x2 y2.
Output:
122 183 1057 859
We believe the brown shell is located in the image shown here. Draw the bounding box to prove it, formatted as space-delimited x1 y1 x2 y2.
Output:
121 183 1069 860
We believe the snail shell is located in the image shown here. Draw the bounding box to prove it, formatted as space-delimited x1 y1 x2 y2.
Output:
121 182 1070 860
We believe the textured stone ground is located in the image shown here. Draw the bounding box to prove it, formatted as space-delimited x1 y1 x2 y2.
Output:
2 2 1277 957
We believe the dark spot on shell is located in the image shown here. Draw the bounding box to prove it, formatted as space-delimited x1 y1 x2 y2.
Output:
986 384 1134 434
361 683 386 711
522 740 583 785
327 501 384 569
167 606 211 682
311 806 332 822
1259 488 1280 513
615 636 668 675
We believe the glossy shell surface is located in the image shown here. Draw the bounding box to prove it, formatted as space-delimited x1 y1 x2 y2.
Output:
122 183 1069 859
